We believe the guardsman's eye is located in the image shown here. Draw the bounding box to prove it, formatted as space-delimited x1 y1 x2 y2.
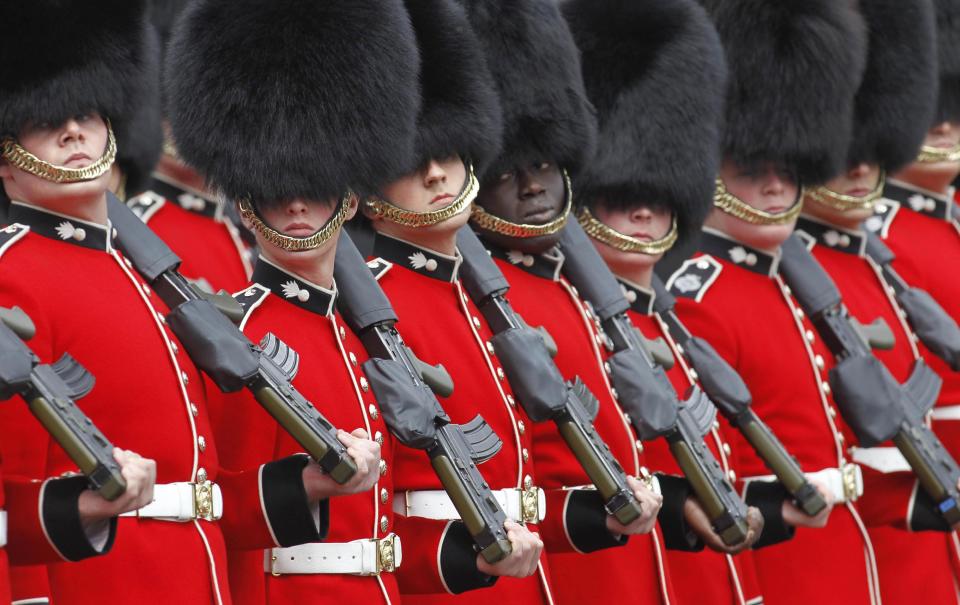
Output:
499 171 514 182
537 162 551 171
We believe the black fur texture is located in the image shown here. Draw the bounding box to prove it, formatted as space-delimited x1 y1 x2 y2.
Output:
565 0 726 242
164 0 422 203
114 25 163 197
461 0 597 180
847 0 937 172
404 0 503 175
935 0 960 122
0 1 149 137
700 0 868 186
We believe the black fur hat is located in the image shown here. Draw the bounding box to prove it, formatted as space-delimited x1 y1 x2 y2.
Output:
114 25 163 198
934 0 960 122
700 0 868 186
0 1 149 138
165 0 422 204
404 0 502 175
847 0 937 172
565 0 726 242
461 0 597 180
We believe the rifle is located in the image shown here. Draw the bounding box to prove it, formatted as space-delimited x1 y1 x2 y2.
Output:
779 233 960 524
455 227 643 526
334 232 512 563
557 220 750 545
650 276 827 516
106 194 356 484
0 306 126 500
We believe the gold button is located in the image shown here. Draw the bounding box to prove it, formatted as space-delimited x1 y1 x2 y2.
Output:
795 308 805 320
722 443 732 456
622 412 631 425
339 326 346 339
517 421 526 435
375 431 384 445
496 367 505 381
142 283 151 297
571 286 580 298
805 330 815 343
522 448 529 463
157 312 166 324
190 403 199 417
689 369 699 382
712 420 720 431
815 355 825 369
368 404 379 420
379 460 388 476
507 395 516 406
197 467 208 483
380 516 389 532
603 362 612 375
472 316 481 329
124 257 133 268
727 469 736 483
828 407 837 418
349 352 358 366
783 285 792 296
524 475 533 490
821 382 831 395
837 434 846 445
675 344 684 355
198 436 207 451
380 488 389 504
172 342 179 355
181 371 190 385
360 377 369 392
635 439 644 453
611 388 620 401
486 341 495 354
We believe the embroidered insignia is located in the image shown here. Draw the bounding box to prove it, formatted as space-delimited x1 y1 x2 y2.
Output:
728 246 757 267
864 200 899 238
908 193 937 213
126 192 165 223
408 251 438 272
506 249 535 267
823 230 851 248
281 280 310 302
54 221 86 242
666 255 722 303
232 285 270 328
673 274 702 293
178 193 207 212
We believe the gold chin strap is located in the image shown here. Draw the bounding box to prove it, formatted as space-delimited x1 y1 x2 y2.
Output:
578 206 678 255
470 169 573 238
238 192 355 251
364 163 479 228
1 121 117 184
713 177 804 225
806 171 886 212
916 143 960 164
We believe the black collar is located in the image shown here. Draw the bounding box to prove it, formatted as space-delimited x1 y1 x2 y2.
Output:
484 241 565 282
371 233 462 282
252 256 337 316
795 215 866 256
699 228 780 277
149 173 223 219
884 180 954 222
8 201 112 252
616 278 655 315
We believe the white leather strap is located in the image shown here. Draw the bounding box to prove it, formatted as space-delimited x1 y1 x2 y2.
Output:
265 534 402 576
851 447 912 474
394 487 546 524
743 464 863 504
931 405 960 421
0 509 7 547
119 482 223 522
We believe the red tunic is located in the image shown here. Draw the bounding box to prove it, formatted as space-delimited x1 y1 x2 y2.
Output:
669 228 880 605
370 233 553 604
483 243 677 605
0 202 320 604
796 215 958 605
207 256 399 605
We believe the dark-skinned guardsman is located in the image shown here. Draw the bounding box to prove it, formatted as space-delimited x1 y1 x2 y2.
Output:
0 1 337 602
797 1 960 602
664 1 885 603
563 1 777 602
164 0 422 603
357 0 555 601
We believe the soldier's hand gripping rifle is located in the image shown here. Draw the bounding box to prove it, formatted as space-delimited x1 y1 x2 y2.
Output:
779 233 960 525
0 306 126 499
334 232 512 563
455 227 644 526
650 276 827 516
105 194 356 484
557 220 750 545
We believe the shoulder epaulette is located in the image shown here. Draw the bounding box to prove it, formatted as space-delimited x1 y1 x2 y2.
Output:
665 255 722 303
367 257 393 281
233 284 271 330
0 223 30 261
126 191 166 224
794 229 817 251
863 198 900 239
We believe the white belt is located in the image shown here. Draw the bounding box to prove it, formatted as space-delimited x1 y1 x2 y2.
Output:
266 534 401 576
931 405 960 421
744 464 863 504
850 447 912 474
120 481 223 522
0 509 6 547
394 487 547 524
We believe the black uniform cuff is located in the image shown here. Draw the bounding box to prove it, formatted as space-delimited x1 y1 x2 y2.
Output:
744 480 794 548
439 521 497 594
43 476 117 561
261 454 328 546
563 489 629 553
656 474 703 552
908 484 952 532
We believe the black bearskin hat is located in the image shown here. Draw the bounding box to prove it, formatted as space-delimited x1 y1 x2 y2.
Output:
404 0 502 175
461 0 597 180
165 0 422 204
847 0 937 172
564 0 726 242
114 25 163 198
700 0 868 186
934 0 960 123
0 0 149 138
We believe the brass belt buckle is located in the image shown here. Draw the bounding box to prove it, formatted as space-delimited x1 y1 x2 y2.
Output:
376 534 398 574
270 552 281 577
521 486 541 524
841 464 860 503
192 480 216 521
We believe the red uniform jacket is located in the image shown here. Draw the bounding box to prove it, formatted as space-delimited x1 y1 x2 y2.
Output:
370 233 553 604
668 228 881 605
481 241 677 605
796 215 958 605
207 256 400 605
0 202 322 604
127 174 252 294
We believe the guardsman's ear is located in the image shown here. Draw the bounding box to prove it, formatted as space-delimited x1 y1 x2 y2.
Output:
345 194 358 221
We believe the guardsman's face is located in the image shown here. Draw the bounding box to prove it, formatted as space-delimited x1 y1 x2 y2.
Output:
0 113 111 209
894 121 960 193
246 196 356 266
708 159 799 252
804 162 881 228
475 160 566 254
590 200 672 275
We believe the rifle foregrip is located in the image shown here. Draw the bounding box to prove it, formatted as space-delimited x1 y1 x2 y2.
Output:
892 428 960 525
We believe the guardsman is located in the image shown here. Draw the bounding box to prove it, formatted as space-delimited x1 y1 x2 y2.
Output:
164 0 422 603
0 1 335 602
357 1 552 601
664 2 883 603
564 1 780 602
797 1 960 602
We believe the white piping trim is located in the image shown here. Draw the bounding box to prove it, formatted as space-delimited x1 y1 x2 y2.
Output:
0 224 29 259
560 490 583 554
36 479 68 562
665 255 723 303
192 519 225 605
437 521 456 595
258 464 281 547
236 285 270 331
906 480 920 532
